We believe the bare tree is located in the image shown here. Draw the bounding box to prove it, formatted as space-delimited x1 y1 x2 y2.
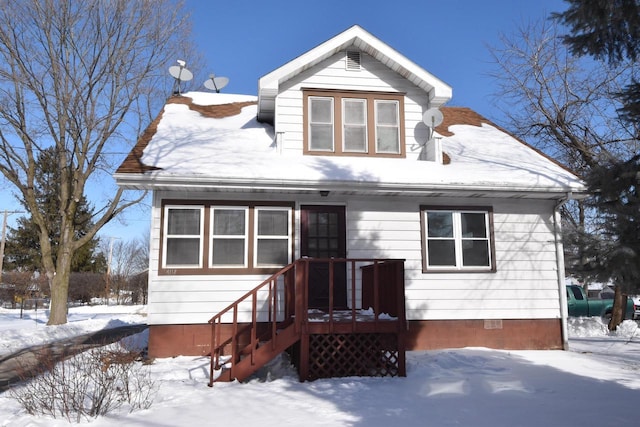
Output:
107 237 148 304
0 0 200 324
488 18 640 329
489 19 638 172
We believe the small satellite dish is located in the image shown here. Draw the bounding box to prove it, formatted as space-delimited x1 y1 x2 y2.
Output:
168 60 193 95
422 108 444 128
204 74 230 93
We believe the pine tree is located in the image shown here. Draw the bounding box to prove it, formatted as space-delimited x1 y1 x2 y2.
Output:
554 0 640 122
586 155 640 290
584 155 640 329
4 148 106 273
555 0 640 64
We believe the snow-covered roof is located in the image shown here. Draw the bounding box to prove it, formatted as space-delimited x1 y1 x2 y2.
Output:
115 92 585 199
257 25 452 123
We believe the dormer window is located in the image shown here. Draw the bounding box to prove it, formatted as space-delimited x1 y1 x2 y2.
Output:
303 89 405 157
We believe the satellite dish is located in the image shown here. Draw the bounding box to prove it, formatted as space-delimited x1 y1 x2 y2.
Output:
204 74 229 93
422 108 444 128
168 60 193 95
422 108 444 141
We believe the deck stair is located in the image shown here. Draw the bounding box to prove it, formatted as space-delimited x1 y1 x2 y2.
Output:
208 258 406 386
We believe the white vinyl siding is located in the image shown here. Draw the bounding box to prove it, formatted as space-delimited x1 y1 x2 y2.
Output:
345 197 561 322
148 274 287 324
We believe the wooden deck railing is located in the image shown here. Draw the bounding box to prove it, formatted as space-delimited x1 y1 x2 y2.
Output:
208 258 405 385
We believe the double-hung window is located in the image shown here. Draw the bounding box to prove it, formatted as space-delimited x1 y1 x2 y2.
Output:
163 205 204 268
375 100 400 153
210 206 249 268
304 90 405 157
255 207 292 267
342 98 367 152
309 97 334 151
209 205 292 269
421 207 495 272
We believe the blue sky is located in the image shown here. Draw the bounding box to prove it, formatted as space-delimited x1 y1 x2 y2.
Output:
186 0 568 115
1 0 570 245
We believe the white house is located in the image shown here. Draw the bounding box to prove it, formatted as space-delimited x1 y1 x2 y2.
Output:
115 25 586 381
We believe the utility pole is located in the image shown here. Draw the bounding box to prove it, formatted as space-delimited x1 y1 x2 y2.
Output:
0 210 25 279
104 236 120 305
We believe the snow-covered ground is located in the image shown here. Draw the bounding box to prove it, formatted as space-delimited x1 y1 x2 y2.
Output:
1 305 639 426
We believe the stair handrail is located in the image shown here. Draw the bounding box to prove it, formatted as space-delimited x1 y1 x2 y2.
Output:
208 260 303 386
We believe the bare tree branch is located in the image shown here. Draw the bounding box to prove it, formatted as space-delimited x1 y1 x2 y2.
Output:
0 0 201 324
488 19 638 172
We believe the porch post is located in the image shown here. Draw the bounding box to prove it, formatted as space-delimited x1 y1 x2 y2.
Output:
396 260 407 376
299 330 310 381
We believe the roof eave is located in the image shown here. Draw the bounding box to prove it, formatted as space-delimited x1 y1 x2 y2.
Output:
114 173 587 200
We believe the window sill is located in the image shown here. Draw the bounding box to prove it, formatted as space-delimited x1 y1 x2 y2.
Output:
158 267 285 276
421 267 497 274
304 150 405 158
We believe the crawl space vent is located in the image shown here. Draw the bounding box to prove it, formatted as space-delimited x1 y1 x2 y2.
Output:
346 51 361 70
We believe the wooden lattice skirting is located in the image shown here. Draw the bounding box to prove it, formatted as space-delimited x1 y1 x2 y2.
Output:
304 333 400 380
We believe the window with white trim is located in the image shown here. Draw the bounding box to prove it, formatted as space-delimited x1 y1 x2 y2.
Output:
309 97 334 151
210 206 249 267
255 207 292 267
304 90 405 157
163 206 204 268
422 208 494 271
375 100 400 153
342 98 367 152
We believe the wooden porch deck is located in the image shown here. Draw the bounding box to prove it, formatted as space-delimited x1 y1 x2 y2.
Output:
208 258 406 385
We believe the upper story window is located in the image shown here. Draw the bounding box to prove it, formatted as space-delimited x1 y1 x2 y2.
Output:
420 206 496 273
304 89 405 157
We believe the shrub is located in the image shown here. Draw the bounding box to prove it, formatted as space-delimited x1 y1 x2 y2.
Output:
10 343 156 423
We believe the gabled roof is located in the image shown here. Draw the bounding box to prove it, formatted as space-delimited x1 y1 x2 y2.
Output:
257 25 452 123
114 92 586 199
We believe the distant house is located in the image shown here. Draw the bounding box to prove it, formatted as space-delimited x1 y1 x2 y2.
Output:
115 25 586 382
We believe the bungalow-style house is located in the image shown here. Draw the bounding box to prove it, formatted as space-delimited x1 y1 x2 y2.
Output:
115 25 586 383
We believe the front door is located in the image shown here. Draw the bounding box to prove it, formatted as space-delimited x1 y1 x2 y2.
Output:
300 205 347 309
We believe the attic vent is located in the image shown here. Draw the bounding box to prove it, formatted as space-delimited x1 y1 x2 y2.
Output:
345 51 361 70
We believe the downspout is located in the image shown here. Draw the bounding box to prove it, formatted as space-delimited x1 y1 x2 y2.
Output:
554 192 572 350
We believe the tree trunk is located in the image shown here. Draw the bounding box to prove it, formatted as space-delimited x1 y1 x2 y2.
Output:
608 285 627 331
47 246 73 325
